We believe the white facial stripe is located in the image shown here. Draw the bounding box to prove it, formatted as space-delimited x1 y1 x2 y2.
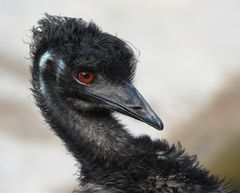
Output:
39 51 52 94
58 59 65 70
39 51 51 71
39 51 66 94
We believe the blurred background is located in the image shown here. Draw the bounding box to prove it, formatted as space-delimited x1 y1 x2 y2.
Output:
0 0 240 192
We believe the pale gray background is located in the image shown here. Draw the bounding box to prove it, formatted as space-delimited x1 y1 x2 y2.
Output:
0 0 240 192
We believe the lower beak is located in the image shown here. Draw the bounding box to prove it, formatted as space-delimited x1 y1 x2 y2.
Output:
83 82 164 130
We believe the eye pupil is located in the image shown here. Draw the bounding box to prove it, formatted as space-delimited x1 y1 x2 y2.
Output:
77 72 94 84
82 72 90 79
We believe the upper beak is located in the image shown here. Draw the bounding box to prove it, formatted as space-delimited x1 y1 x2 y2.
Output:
83 82 164 130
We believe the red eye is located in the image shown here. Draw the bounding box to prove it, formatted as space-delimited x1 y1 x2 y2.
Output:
77 72 94 84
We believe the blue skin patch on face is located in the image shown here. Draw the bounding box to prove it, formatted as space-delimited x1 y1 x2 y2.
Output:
39 51 66 95
57 59 65 71
39 51 51 94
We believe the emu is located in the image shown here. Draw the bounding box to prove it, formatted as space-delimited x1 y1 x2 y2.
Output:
30 14 236 193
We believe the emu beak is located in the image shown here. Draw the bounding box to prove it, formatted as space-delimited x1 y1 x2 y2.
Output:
84 82 164 130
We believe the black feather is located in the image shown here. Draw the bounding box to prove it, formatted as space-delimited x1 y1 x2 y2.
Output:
30 14 237 193
30 14 136 83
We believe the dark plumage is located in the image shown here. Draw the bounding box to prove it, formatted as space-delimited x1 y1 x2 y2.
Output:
30 14 236 193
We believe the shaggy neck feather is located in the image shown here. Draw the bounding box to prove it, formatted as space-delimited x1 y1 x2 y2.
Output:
37 88 135 164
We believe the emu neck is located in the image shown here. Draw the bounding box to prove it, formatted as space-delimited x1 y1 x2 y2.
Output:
37 90 134 164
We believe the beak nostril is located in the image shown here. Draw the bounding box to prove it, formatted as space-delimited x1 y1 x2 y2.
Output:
129 105 143 110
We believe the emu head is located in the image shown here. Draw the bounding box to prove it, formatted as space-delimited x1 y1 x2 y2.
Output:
30 14 163 130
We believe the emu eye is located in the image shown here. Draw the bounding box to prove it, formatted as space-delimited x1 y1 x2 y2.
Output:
77 72 94 85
